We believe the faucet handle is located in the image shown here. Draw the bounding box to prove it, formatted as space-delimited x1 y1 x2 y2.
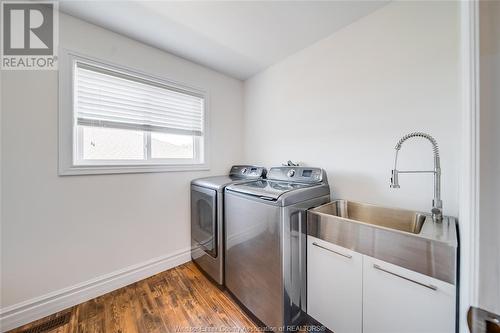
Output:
431 208 443 223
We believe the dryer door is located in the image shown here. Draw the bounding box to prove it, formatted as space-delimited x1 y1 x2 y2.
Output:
191 185 217 258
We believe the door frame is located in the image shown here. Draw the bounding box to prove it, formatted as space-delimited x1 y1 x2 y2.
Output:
459 1 480 332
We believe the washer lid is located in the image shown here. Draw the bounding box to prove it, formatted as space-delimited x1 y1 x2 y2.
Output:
226 180 312 200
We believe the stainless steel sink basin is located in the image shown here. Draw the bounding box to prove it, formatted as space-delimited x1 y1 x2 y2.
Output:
308 200 458 284
312 200 426 234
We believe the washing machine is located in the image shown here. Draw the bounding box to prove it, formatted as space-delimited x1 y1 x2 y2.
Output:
224 166 330 330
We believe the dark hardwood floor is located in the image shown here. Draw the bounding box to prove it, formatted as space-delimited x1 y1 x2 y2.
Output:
7 262 258 333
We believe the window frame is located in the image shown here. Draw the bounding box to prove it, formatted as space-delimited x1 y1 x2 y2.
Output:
58 49 210 175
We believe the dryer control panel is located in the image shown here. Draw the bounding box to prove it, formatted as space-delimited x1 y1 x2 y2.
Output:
229 165 267 179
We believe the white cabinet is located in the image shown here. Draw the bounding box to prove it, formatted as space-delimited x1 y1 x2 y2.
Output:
362 256 455 333
307 236 363 333
307 236 456 333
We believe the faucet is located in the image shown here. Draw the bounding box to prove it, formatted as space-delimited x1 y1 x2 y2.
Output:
390 132 443 223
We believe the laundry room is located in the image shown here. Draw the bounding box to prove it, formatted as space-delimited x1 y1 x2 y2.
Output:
1 1 499 333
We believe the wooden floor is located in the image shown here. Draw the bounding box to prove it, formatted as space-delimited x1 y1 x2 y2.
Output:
8 262 258 333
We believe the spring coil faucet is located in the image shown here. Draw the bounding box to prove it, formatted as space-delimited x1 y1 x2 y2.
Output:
390 132 443 222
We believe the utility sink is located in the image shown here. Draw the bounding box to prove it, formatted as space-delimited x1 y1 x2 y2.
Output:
312 200 426 234
307 199 458 284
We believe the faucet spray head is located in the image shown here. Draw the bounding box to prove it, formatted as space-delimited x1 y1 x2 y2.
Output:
390 169 400 188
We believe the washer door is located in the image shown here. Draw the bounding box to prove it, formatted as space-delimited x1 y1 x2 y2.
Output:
191 185 217 258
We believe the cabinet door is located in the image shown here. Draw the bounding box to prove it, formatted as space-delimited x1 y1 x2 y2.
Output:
363 256 456 333
307 236 362 333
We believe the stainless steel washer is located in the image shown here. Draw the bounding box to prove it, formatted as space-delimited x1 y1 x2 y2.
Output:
191 165 266 285
224 167 330 330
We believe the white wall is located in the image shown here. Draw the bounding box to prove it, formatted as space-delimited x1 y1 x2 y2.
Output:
1 13 244 309
479 1 500 315
243 1 460 216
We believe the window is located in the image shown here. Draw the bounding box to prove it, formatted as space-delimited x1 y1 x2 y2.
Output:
59 50 209 175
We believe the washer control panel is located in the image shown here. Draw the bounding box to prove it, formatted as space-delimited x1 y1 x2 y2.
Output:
268 167 326 184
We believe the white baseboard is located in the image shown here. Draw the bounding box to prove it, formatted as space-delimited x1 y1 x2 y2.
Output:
0 247 191 332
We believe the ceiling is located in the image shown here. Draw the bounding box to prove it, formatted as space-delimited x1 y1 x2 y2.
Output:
60 1 388 80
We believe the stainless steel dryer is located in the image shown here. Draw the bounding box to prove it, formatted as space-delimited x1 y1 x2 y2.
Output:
191 165 266 285
224 167 330 330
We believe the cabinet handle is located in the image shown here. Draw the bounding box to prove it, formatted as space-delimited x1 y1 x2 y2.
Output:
373 264 438 291
312 242 352 259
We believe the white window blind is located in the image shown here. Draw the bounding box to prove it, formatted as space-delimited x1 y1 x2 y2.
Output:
75 61 204 136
